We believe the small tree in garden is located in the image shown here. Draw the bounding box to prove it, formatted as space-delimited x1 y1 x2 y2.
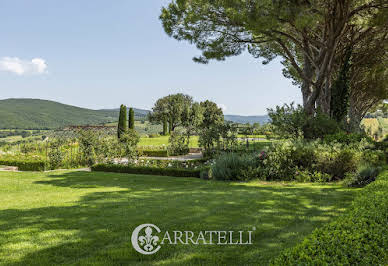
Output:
78 130 98 166
48 139 65 169
168 129 189 156
182 102 203 146
119 129 140 162
197 100 224 154
220 123 238 151
198 126 221 155
128 107 135 130
200 100 224 129
117 104 127 139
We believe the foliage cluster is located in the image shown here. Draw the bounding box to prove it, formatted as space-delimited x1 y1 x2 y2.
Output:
211 139 386 182
92 164 201 178
130 158 208 169
272 169 388 265
168 130 189 156
0 155 46 171
268 103 341 139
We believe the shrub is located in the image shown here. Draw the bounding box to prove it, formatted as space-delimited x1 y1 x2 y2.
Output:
315 146 359 180
262 140 361 181
48 140 65 169
267 103 307 138
261 141 297 180
268 103 341 139
92 164 201 178
78 130 98 166
0 157 45 171
272 169 388 265
119 129 140 160
294 169 332 182
324 131 371 144
362 149 386 166
211 153 258 181
302 111 341 139
344 165 381 187
132 158 207 169
168 130 189 156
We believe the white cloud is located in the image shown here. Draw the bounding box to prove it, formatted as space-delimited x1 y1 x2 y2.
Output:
0 57 47 75
219 104 227 112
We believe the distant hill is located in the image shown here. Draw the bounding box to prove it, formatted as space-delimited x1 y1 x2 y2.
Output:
0 99 124 129
224 115 270 124
0 98 268 129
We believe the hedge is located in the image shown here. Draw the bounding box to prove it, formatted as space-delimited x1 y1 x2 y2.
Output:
0 159 46 171
272 168 388 265
140 150 169 157
92 164 201 178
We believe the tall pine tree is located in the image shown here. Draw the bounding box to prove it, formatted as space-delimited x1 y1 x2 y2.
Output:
117 104 127 138
128 108 135 130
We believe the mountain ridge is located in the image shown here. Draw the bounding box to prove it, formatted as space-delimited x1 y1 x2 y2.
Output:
0 98 269 129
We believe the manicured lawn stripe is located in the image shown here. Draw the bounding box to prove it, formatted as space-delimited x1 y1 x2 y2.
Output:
0 171 358 265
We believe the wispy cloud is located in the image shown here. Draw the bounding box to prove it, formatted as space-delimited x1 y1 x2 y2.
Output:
0 57 47 75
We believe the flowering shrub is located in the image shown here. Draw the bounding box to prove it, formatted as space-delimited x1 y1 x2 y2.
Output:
261 140 362 181
129 158 209 169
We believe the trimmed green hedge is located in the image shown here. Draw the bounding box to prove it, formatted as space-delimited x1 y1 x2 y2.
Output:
140 150 169 157
0 159 46 171
272 168 388 265
92 164 201 178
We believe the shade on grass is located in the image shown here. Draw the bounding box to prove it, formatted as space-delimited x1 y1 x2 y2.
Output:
0 171 358 265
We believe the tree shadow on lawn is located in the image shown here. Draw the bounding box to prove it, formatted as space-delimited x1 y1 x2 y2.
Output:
0 171 358 265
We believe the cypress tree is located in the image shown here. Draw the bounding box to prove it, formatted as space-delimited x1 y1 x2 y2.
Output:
163 116 167 135
117 104 127 138
128 108 135 130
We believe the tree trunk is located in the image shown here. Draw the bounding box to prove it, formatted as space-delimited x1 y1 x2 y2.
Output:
301 55 315 115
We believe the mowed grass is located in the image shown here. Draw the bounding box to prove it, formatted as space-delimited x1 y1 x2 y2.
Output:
138 136 271 149
139 136 199 148
0 171 358 265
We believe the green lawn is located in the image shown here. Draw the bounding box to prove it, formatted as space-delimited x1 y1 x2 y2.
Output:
139 136 199 148
0 171 358 265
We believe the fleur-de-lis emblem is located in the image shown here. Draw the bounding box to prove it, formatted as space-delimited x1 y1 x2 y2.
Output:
138 226 159 251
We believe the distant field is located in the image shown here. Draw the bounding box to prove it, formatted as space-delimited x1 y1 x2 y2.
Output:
139 135 199 148
104 121 162 136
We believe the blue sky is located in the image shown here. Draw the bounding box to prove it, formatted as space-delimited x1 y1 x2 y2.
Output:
0 0 301 115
